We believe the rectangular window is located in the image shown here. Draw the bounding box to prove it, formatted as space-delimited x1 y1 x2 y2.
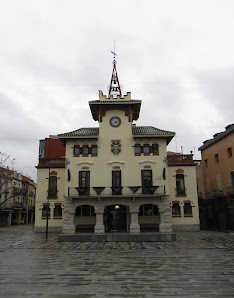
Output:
143 144 150 155
204 159 208 168
42 204 50 218
79 171 90 195
112 170 122 195
184 201 193 216
91 145 98 156
48 176 57 199
172 202 181 217
215 154 219 164
141 170 153 194
216 175 222 190
227 147 232 158
176 174 186 196
82 145 89 156
152 144 159 155
74 145 80 156
54 205 62 218
134 144 141 155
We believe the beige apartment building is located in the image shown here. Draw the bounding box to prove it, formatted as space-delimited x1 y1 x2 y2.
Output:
198 124 234 230
35 58 200 238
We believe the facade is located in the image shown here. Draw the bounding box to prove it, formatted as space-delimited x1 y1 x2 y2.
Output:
0 167 36 226
35 59 200 234
197 124 234 230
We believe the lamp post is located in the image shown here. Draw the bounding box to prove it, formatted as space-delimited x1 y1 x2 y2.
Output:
46 160 50 240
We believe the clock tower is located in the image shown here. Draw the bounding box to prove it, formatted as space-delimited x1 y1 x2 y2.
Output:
89 56 142 139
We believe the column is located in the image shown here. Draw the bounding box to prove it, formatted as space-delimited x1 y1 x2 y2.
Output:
62 210 76 234
129 207 140 233
94 206 105 234
159 196 173 233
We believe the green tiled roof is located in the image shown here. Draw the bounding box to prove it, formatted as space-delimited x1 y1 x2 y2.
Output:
58 128 99 137
132 126 175 136
58 126 175 138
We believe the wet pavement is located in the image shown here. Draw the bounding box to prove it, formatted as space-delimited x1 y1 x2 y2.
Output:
0 225 234 297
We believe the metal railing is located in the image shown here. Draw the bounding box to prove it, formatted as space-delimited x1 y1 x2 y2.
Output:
47 190 58 199
175 188 187 197
168 154 196 165
68 185 165 198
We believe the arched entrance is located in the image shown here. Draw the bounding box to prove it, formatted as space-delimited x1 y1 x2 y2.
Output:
104 205 128 232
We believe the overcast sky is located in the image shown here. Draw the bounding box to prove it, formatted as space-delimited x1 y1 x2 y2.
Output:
0 0 234 182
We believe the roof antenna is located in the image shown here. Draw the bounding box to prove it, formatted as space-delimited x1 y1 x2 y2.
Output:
109 41 122 98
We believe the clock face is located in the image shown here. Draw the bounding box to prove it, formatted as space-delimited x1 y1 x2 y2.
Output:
110 116 121 127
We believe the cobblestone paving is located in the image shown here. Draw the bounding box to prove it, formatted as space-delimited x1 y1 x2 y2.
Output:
0 225 234 297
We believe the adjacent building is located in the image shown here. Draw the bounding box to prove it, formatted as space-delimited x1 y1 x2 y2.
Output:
197 124 234 230
0 167 36 226
35 58 200 235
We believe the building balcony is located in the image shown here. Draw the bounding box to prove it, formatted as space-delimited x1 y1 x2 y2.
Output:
47 190 58 199
213 189 223 198
37 158 66 169
175 188 187 197
68 186 165 198
167 154 196 166
226 186 234 197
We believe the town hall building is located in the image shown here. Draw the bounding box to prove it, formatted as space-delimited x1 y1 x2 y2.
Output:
35 57 200 240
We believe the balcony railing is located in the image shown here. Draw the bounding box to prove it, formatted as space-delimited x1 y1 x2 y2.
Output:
167 154 196 166
68 186 165 198
226 186 234 197
47 190 58 199
37 158 65 168
175 188 187 197
213 189 223 198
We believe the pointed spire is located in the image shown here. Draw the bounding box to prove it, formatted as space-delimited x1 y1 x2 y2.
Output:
108 52 122 98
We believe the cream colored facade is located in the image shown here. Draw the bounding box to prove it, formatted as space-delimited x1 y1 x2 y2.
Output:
35 92 200 233
168 165 200 231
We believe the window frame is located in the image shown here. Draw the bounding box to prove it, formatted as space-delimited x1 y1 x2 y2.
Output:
74 145 80 156
42 203 50 219
214 153 219 164
143 144 150 155
53 204 62 219
172 201 181 217
134 144 141 156
227 147 232 159
183 201 193 217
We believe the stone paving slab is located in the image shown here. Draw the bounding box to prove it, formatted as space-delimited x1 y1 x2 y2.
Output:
0 224 234 297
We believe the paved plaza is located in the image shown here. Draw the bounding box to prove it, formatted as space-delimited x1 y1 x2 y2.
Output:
0 225 234 297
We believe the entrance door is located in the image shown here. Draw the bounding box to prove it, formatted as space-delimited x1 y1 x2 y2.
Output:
141 170 152 194
79 171 90 195
104 205 127 232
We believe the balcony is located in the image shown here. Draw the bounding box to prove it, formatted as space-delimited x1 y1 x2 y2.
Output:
167 154 196 166
175 188 187 197
68 186 165 198
213 189 223 198
37 158 65 169
226 186 234 197
47 190 58 199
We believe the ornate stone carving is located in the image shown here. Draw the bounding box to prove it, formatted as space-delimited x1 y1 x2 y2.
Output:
111 140 121 155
